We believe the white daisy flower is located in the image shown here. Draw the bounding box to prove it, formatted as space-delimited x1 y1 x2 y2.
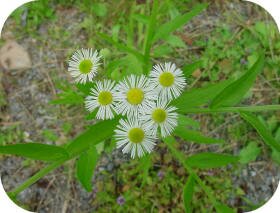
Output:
68 48 101 84
85 80 117 120
115 118 157 158
149 62 186 100
141 99 178 137
115 75 156 117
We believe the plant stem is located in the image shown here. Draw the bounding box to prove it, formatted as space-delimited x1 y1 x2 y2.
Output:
181 105 280 114
164 138 218 207
8 158 67 198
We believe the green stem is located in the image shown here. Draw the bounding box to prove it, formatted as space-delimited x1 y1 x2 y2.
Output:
164 137 218 208
181 105 280 114
8 158 67 197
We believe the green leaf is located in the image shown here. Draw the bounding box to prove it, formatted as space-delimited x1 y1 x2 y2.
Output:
275 127 280 143
124 54 143 75
215 203 236 213
174 126 224 144
271 149 280 165
185 152 239 169
153 3 207 42
75 82 95 95
239 141 261 164
132 13 149 25
210 55 264 108
182 60 202 77
92 3 107 17
0 143 68 161
98 32 145 62
76 146 99 192
50 91 84 105
66 118 119 157
112 24 121 42
153 44 173 57
105 57 127 78
172 79 232 112
178 114 200 130
144 0 159 52
165 35 186 48
181 105 280 114
183 174 195 213
240 112 280 152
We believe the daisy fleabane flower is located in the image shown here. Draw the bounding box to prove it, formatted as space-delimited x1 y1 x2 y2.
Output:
68 48 101 84
115 118 156 158
150 62 186 100
141 99 178 137
85 80 117 120
115 75 156 117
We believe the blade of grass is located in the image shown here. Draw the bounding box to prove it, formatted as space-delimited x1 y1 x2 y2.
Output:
152 3 207 42
143 0 159 74
240 112 280 152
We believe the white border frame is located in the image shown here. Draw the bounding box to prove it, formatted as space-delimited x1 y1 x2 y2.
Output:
0 0 279 212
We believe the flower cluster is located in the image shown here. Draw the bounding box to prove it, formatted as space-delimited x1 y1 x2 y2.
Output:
68 48 186 158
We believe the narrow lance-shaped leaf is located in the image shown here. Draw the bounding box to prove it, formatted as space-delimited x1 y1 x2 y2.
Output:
152 3 208 43
76 146 99 192
0 143 69 161
174 126 224 144
132 13 149 25
183 174 196 213
185 152 239 169
240 112 280 152
210 54 264 108
66 117 120 157
7 119 119 197
143 0 159 74
172 79 233 112
178 114 200 130
144 0 158 54
50 90 84 105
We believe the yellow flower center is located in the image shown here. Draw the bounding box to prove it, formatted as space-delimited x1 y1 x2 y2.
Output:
79 59 93 74
152 108 167 123
159 72 175 87
128 128 145 143
126 88 144 105
98 91 113 105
